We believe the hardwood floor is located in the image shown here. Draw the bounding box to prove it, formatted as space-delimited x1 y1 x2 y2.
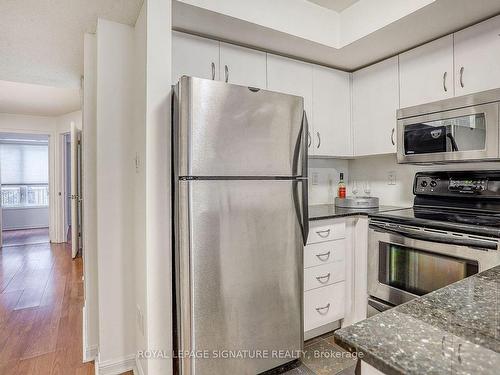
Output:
0 240 94 374
2 228 50 247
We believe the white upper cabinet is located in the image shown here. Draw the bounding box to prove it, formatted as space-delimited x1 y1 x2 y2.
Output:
454 15 500 96
172 31 220 84
352 56 399 156
399 35 454 108
267 54 314 154
219 43 267 88
312 66 352 157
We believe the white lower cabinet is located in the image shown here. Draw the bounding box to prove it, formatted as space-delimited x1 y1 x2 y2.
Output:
304 218 348 337
304 282 346 332
304 260 345 291
304 240 345 268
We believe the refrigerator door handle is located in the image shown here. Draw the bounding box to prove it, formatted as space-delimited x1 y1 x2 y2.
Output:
294 111 309 246
302 112 309 245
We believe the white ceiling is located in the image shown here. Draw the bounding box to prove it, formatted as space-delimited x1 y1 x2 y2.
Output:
307 0 360 13
0 0 143 89
0 80 81 117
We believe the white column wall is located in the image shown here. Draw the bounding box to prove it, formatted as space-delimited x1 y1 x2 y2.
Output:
82 32 99 361
144 0 173 374
95 18 136 364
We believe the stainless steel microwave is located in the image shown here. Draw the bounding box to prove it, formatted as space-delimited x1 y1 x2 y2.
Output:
397 89 500 164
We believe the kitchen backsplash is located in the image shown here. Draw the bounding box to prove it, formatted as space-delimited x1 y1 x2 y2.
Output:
348 154 500 207
308 158 349 205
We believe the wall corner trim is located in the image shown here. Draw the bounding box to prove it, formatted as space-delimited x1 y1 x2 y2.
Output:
135 357 146 375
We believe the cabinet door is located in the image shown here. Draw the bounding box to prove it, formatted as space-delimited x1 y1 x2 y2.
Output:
172 31 220 84
219 42 267 88
313 66 352 157
267 54 314 154
454 15 500 96
399 35 454 108
352 57 399 156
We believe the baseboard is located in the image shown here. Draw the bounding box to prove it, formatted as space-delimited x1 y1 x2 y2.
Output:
96 354 137 375
82 304 98 362
135 357 145 375
85 345 98 362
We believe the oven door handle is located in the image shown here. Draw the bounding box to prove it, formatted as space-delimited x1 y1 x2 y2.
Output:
370 223 498 250
368 298 394 313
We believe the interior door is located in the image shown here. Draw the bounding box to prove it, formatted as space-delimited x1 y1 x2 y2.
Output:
0 159 2 248
70 122 82 258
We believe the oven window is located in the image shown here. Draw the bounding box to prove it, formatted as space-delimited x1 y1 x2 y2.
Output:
378 243 478 296
404 113 486 155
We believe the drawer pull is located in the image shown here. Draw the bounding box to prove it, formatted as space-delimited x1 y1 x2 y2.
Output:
316 273 331 284
315 251 331 261
315 303 331 315
316 229 331 238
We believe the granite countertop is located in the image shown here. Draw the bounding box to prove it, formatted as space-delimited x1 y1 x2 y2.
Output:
334 266 500 375
309 204 405 221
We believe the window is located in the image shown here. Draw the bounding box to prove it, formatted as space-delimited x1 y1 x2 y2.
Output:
0 142 49 208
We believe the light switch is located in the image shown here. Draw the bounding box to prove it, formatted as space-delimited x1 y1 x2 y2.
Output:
311 172 319 185
388 171 396 185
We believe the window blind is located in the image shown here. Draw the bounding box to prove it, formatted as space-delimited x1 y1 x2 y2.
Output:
0 143 49 184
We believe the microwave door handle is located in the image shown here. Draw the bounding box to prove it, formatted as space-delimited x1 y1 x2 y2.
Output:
370 223 498 250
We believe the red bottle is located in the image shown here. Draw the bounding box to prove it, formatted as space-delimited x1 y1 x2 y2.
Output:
338 173 346 198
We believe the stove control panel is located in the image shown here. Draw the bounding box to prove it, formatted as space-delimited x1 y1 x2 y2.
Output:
449 179 488 193
414 171 500 198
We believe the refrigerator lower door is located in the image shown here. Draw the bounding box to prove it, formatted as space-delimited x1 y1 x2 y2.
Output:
176 179 304 375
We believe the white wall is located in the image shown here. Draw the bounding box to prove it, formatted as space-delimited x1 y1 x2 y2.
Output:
83 32 99 360
348 154 500 207
133 4 148 374
177 0 340 47
57 110 82 132
95 18 136 365
2 207 49 230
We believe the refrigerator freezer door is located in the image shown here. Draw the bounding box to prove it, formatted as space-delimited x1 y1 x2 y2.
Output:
175 179 304 375
175 76 305 177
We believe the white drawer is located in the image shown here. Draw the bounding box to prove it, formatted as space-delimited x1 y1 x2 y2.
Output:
304 282 345 332
304 240 345 268
304 261 345 292
308 220 345 244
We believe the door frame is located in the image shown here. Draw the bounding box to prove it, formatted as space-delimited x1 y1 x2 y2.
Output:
0 128 56 242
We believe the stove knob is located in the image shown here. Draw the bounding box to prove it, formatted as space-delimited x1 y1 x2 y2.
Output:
420 180 428 187
430 180 437 188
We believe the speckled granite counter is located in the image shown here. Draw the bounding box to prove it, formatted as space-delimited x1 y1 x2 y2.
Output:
309 204 405 221
334 266 500 375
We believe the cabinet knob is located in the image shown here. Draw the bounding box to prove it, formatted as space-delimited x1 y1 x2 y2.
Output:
211 62 215 80
460 66 465 88
224 65 229 83
391 128 396 146
316 132 321 149
443 71 448 92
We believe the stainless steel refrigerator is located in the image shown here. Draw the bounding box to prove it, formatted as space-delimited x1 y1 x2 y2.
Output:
173 76 308 375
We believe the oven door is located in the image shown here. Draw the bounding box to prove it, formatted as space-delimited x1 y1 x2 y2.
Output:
397 102 499 163
368 222 500 306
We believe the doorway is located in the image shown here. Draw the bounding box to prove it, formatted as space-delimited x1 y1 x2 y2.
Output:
62 122 83 258
0 132 50 247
